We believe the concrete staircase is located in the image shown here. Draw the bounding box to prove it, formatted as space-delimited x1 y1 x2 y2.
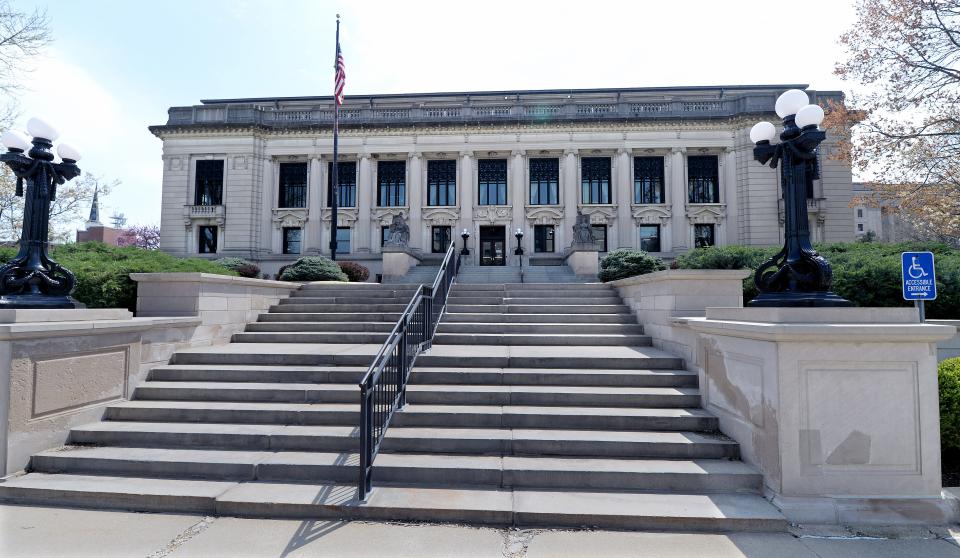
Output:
457 264 588 284
382 266 441 285
0 278 786 531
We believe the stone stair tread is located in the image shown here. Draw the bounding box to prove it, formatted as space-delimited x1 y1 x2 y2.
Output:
32 446 758 477
139 381 696 396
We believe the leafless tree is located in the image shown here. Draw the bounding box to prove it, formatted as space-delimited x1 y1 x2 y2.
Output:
0 1 50 99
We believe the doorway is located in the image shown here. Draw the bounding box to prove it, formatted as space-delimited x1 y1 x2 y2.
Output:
479 226 506 266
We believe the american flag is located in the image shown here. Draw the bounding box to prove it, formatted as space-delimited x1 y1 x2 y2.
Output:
334 45 346 106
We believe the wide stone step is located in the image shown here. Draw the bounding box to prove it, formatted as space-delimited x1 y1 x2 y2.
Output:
103 401 717 430
433 333 651 347
232 332 393 344
442 312 637 324
149 365 697 388
446 296 623 305
278 297 411 305
258 313 402 323
69 422 736 458
246 322 397 333
450 289 615 298
0 473 787 531
269 303 409 313
437 322 644 335
29 447 760 492
445 304 629 314
450 283 609 291
133 381 699 408
293 287 419 296
170 343 685 370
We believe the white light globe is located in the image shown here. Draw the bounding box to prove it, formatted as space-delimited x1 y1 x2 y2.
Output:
749 121 777 144
26 117 59 141
57 143 82 162
795 104 825 129
1 130 30 151
774 89 810 118
461 228 469 236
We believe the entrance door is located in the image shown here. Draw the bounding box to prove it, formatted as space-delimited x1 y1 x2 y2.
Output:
479 226 506 266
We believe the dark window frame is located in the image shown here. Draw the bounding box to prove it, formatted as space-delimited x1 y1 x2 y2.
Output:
688 155 720 204
282 227 302 255
634 157 665 204
534 224 555 253
427 160 457 207
198 225 218 254
581 157 612 204
377 161 406 207
591 224 608 252
529 158 559 205
327 161 357 208
639 224 661 253
194 160 224 206
278 162 308 208
694 223 716 248
478 159 508 205
381 226 390 247
431 226 452 253
336 226 351 254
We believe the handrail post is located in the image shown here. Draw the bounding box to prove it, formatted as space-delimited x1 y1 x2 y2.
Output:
359 383 371 501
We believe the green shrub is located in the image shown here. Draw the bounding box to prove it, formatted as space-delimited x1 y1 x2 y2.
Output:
279 256 348 282
338 261 370 282
598 249 666 282
675 242 960 318
940 358 960 454
0 242 236 312
214 257 261 278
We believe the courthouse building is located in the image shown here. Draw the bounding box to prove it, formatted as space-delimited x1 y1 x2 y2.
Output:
149 84 854 276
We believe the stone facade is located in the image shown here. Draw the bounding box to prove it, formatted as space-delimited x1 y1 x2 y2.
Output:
150 85 854 276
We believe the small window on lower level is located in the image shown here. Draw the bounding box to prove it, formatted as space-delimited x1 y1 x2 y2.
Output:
591 224 608 252
857 208 864 218
432 226 452 253
283 227 302 255
694 224 715 248
639 225 661 253
857 223 864 232
381 226 390 247
534 225 555 253
198 226 217 254
336 227 351 254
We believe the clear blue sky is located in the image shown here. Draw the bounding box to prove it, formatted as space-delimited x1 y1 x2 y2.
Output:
12 0 858 227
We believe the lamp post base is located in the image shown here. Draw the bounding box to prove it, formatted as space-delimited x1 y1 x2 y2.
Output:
0 294 85 309
747 291 853 308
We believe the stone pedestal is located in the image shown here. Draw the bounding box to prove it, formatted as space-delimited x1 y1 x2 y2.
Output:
382 247 421 278
565 245 599 278
683 307 957 524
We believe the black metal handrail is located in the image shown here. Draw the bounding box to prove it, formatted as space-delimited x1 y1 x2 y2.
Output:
358 241 460 500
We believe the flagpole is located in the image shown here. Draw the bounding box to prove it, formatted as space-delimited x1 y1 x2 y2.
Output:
330 14 341 261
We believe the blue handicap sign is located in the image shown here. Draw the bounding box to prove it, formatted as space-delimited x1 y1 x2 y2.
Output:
902 252 937 301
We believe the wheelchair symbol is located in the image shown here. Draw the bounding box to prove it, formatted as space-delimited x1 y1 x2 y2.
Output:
908 256 928 279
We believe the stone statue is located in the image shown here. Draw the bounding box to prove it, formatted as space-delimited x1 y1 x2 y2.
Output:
385 213 410 248
572 211 594 245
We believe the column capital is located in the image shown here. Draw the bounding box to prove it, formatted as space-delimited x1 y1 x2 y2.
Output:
360 151 373 160
563 148 578 156
459 150 474 158
511 149 525 157
723 146 735 154
617 147 629 156
407 151 421 159
671 147 687 154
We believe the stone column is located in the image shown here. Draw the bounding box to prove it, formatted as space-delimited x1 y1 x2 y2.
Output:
616 148 632 250
407 153 422 251
357 154 373 253
304 157 323 254
261 159 276 255
563 148 578 251
511 150 526 264
723 147 738 246
459 151 474 241
670 147 687 251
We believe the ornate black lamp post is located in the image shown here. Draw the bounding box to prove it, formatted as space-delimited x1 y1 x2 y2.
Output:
514 228 524 271
748 90 851 307
0 118 83 309
460 228 470 256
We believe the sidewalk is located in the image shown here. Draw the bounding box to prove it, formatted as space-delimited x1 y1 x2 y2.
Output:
2 504 959 558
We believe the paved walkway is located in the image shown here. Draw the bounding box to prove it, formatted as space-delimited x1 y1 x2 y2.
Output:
2 504 959 557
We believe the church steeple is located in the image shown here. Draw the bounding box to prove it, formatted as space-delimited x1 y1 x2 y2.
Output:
86 186 101 227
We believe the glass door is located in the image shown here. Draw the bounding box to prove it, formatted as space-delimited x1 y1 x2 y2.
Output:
479 226 506 266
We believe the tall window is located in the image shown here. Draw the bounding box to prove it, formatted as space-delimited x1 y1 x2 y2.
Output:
198 226 217 253
688 155 720 203
381 226 390 247
591 224 608 252
634 157 665 204
427 160 457 206
278 162 307 208
432 226 452 253
194 160 224 206
283 227 302 254
534 225 555 253
639 225 661 253
694 224 715 247
377 161 406 207
581 157 611 204
336 227 351 254
328 161 357 208
478 159 508 205
529 158 559 205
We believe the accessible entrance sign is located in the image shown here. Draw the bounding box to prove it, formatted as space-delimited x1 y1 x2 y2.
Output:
901 251 937 301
